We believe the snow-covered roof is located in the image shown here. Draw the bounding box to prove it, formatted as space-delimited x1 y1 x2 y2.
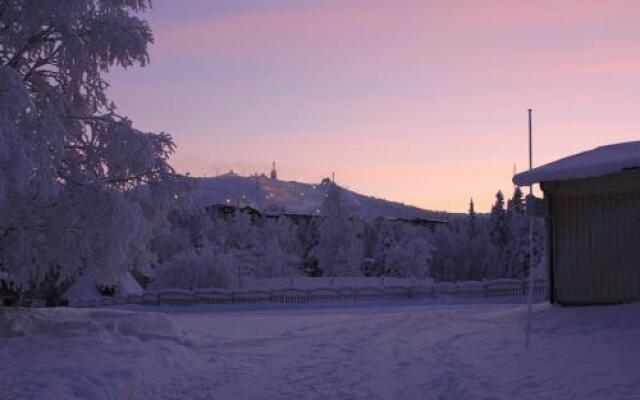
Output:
513 141 640 186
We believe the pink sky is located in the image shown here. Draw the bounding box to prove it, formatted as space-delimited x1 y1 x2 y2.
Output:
108 0 640 212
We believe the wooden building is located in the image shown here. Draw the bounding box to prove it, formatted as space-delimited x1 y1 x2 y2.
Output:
514 141 640 305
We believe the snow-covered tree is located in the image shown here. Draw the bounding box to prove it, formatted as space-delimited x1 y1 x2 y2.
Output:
151 207 201 265
507 186 525 214
202 211 259 284
312 183 363 276
504 186 545 278
489 191 509 249
468 198 477 239
465 217 498 280
370 219 398 274
261 235 302 278
260 218 303 277
383 235 434 279
487 190 512 276
262 218 300 256
505 187 529 277
0 1 175 294
429 209 499 282
222 212 262 254
296 217 320 276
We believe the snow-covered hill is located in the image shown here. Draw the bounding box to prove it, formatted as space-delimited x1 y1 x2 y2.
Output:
190 173 448 220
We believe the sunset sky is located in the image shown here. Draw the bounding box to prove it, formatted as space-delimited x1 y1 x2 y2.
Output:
108 0 640 212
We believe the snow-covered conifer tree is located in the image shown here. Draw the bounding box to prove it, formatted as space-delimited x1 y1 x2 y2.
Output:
468 198 478 239
488 190 512 276
504 187 525 277
489 191 509 247
508 186 525 214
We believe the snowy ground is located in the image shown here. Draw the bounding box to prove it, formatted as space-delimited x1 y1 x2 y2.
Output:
2 300 640 400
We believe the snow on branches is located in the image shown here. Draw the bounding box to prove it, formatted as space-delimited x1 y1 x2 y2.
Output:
0 1 177 292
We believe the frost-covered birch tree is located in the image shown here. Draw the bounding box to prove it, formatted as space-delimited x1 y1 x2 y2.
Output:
261 218 302 277
0 1 176 294
312 182 363 276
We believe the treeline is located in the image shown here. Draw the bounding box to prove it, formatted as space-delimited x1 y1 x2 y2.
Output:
148 184 544 291
431 187 544 282
149 183 434 290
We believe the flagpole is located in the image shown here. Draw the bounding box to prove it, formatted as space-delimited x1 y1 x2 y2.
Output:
525 108 535 349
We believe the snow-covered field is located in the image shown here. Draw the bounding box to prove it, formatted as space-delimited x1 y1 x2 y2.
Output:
2 301 640 400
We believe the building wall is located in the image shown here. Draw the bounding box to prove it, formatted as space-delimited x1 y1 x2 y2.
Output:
544 170 640 304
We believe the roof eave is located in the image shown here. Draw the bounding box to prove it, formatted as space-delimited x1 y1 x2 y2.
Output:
512 172 537 187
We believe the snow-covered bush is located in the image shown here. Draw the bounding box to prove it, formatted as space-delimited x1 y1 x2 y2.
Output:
383 236 434 279
151 249 235 290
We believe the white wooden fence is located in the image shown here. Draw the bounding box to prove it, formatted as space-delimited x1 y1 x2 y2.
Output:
68 278 546 308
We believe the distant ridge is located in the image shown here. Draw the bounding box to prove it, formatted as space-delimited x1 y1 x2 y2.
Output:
190 173 450 221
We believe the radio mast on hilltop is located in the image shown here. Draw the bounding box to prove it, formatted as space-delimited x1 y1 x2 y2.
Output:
270 161 278 180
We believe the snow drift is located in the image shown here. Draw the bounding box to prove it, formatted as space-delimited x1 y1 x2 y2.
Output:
0 308 200 400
